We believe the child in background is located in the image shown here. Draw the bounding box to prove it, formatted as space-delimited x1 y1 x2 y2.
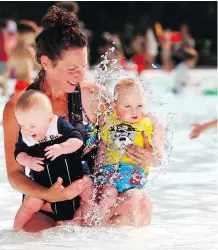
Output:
13 90 94 231
96 78 154 223
172 48 198 94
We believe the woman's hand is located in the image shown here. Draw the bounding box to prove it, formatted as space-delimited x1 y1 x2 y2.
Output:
126 132 158 168
145 112 165 148
46 176 89 202
127 113 165 168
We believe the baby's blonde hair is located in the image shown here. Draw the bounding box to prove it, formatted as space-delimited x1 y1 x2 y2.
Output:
15 89 52 114
114 78 145 99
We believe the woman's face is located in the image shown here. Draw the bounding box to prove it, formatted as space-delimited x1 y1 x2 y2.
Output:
47 47 88 93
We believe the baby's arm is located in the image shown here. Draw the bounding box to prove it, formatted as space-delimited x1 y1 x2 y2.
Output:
14 132 44 171
190 119 217 139
16 152 44 172
203 119 218 130
60 138 83 154
45 117 84 161
44 138 83 161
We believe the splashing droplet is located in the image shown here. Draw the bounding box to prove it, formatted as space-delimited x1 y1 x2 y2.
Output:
92 46 175 194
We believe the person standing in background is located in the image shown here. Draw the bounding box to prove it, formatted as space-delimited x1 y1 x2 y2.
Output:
1 20 39 97
0 19 18 74
172 23 195 65
172 48 198 94
131 31 147 73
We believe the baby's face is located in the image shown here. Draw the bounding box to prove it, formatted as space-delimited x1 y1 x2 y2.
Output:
15 107 52 141
115 87 146 123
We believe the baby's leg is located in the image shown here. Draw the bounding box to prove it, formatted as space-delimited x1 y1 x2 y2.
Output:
98 183 118 224
78 176 97 226
13 196 45 231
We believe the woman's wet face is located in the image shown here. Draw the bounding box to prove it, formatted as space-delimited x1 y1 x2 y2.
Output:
49 47 88 93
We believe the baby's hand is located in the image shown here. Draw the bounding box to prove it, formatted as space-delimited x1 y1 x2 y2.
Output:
28 157 44 172
142 131 153 151
44 144 62 161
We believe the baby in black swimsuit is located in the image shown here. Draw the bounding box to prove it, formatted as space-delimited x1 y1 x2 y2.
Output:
13 90 94 231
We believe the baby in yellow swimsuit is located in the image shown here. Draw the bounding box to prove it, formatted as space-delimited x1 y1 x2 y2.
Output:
96 78 153 223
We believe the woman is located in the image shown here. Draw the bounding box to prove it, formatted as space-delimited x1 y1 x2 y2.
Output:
3 6 164 232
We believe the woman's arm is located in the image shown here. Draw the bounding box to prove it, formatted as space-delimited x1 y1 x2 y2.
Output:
3 95 87 202
1 60 11 96
3 95 50 198
81 82 114 126
95 140 108 173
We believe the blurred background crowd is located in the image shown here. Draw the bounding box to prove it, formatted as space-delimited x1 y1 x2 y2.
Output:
0 1 217 97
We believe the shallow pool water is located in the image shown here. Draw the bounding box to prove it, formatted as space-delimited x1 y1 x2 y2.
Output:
0 70 217 250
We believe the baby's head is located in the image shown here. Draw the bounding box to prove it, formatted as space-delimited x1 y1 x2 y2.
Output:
15 90 53 140
114 78 146 123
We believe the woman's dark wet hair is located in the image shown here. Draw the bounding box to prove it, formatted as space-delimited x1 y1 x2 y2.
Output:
35 5 87 64
33 6 87 86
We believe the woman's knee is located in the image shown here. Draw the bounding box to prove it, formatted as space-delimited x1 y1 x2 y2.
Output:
22 212 56 232
121 189 152 226
131 190 152 208
23 196 44 211
138 194 152 226
102 183 118 197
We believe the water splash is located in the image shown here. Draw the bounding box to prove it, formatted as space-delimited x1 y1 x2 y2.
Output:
94 47 136 89
80 47 176 227
93 46 175 184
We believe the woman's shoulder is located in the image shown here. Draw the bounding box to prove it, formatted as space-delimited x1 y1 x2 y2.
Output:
81 81 108 95
6 83 38 110
4 92 23 109
80 81 113 125
3 92 24 130
3 91 26 120
81 81 113 108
